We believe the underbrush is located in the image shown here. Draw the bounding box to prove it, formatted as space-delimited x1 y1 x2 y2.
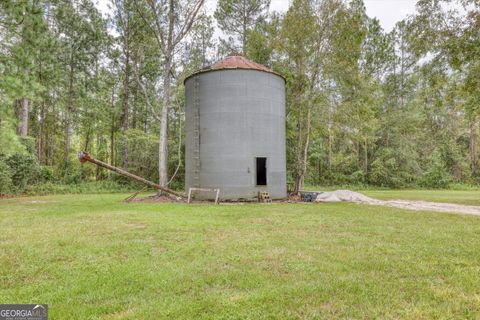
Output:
23 180 152 196
303 183 480 192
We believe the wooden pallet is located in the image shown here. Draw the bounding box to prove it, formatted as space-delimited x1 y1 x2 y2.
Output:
187 187 220 204
258 191 272 203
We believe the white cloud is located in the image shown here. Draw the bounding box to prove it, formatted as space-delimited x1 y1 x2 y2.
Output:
364 0 417 32
94 0 421 34
205 0 417 32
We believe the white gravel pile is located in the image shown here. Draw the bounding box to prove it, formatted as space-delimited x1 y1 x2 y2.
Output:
315 190 383 204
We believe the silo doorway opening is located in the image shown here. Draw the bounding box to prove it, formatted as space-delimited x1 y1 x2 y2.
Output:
256 157 267 186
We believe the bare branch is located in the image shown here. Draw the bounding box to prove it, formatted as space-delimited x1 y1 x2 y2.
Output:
173 0 205 47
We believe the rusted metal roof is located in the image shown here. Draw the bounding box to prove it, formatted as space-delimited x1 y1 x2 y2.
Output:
184 53 284 83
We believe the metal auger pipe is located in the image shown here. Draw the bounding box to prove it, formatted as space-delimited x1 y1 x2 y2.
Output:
78 151 185 199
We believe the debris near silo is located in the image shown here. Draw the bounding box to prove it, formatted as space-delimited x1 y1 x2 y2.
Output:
300 191 320 202
314 190 382 204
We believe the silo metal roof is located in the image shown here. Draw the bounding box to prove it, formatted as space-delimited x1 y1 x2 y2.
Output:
184 54 285 83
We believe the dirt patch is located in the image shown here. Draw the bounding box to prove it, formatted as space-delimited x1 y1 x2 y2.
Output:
0 194 17 199
127 194 217 204
128 194 185 203
385 200 480 216
313 190 480 216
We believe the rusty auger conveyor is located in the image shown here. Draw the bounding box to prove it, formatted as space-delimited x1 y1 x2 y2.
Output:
78 151 185 199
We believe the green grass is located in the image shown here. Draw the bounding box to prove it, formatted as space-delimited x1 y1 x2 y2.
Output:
1 193 480 319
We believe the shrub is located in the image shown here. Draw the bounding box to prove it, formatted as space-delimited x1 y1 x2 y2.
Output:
38 166 55 182
420 161 452 188
350 170 366 184
369 148 420 188
0 159 13 194
419 152 452 189
5 153 39 192
24 180 143 195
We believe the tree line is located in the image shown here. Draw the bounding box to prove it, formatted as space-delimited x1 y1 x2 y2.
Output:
0 0 479 194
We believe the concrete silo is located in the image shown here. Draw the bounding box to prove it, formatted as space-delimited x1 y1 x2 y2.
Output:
184 54 286 200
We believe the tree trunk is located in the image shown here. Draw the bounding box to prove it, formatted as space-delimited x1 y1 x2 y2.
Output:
17 98 29 137
364 138 368 176
159 53 171 187
293 115 302 194
96 134 102 181
38 101 45 163
65 62 74 164
470 118 478 176
354 140 360 169
242 10 247 54
122 38 130 168
327 103 333 173
158 0 175 188
84 128 91 151
110 85 116 167
300 102 312 191
132 82 137 129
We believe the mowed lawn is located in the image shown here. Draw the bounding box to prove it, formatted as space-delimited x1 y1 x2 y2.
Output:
1 193 480 319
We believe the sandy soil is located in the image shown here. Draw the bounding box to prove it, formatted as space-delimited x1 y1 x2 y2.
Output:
315 190 480 216
384 200 480 216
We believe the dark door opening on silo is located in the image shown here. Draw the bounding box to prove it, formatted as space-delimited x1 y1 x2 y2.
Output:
256 157 267 186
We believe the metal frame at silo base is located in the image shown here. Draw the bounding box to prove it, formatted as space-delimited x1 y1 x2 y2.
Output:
185 68 287 201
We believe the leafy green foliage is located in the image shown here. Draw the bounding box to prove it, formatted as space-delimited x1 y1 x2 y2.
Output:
419 153 452 188
5 153 39 192
1 0 480 194
214 0 270 53
23 181 141 195
0 160 13 194
38 166 55 182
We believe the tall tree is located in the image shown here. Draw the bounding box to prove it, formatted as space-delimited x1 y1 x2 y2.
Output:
137 0 205 187
0 0 48 138
54 0 106 165
214 0 270 54
112 0 136 167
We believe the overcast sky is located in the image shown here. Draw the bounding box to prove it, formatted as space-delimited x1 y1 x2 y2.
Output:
97 0 419 33
206 0 418 32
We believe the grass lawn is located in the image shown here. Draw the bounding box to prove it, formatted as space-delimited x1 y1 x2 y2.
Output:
1 193 480 319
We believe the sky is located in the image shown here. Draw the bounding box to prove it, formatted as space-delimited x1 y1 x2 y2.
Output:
96 0 419 33
224 0 418 32
203 0 465 33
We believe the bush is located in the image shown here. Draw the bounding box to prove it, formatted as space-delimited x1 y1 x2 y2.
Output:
59 161 96 184
350 170 366 184
38 166 55 182
419 161 452 188
5 153 39 192
419 152 452 188
369 148 420 188
24 180 144 195
0 159 13 194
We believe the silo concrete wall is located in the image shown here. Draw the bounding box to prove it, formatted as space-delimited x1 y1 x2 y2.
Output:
185 69 286 200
